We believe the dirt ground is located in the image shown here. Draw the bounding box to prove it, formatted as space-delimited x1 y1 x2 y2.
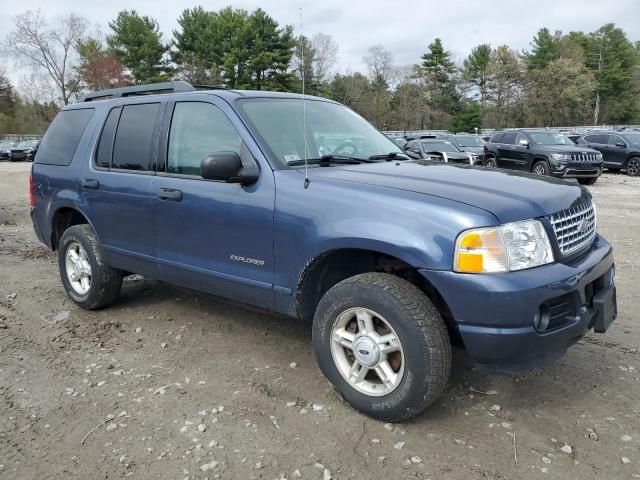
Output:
0 161 638 480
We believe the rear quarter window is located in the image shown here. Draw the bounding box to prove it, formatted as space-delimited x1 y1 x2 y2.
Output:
35 109 94 166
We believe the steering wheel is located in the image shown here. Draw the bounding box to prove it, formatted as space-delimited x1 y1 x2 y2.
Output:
332 141 358 156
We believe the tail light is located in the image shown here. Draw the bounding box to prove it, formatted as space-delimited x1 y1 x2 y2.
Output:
29 170 35 207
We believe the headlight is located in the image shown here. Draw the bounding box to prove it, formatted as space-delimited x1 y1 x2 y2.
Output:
551 153 571 161
454 220 554 273
595 153 603 161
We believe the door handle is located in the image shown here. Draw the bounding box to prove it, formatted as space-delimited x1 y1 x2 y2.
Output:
80 179 100 189
156 188 182 202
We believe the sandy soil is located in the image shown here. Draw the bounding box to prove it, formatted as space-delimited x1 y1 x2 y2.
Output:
0 161 638 480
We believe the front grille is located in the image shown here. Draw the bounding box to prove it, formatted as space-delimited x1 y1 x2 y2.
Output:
548 201 596 256
570 153 599 162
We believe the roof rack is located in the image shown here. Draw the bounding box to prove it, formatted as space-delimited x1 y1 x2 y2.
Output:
81 81 196 102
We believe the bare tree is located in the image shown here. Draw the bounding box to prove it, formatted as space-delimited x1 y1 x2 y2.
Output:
3 10 88 105
363 45 394 84
311 33 338 83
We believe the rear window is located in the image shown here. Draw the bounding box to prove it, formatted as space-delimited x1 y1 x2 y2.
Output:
112 103 160 171
35 109 94 166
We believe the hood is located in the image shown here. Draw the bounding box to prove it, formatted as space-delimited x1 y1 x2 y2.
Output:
308 161 590 224
458 146 484 154
533 145 600 154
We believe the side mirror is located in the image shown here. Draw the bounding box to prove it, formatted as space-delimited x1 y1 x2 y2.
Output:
519 139 529 148
616 142 626 148
201 152 257 185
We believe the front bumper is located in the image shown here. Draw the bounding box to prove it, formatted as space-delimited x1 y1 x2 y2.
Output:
550 162 603 178
420 234 616 371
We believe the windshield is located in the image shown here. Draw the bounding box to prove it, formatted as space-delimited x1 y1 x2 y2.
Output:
455 136 485 147
237 98 401 166
529 132 573 146
622 133 640 147
421 141 460 153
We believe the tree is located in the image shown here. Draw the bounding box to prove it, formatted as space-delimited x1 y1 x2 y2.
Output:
363 45 394 128
484 46 525 128
107 10 170 83
76 36 130 91
311 33 339 84
527 28 561 70
0 70 17 118
291 35 318 94
245 8 295 91
449 103 483 133
172 7 223 85
3 10 88 105
420 38 459 126
463 44 491 108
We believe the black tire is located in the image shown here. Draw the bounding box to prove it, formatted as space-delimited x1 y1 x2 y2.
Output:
627 157 640 176
578 177 598 185
58 224 123 310
484 157 497 168
313 273 451 422
532 160 549 176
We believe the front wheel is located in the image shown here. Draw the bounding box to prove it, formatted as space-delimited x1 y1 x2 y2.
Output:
484 157 497 168
58 225 123 309
532 160 549 176
627 157 640 176
578 177 598 185
312 273 451 422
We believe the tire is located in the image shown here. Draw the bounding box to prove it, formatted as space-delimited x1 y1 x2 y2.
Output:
484 157 497 168
578 177 598 185
532 160 549 176
627 157 640 176
312 273 451 422
58 224 123 310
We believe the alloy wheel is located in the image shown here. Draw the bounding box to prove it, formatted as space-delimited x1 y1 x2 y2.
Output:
65 241 92 295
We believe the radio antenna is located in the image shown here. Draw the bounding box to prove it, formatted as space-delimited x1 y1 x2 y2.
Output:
300 8 310 189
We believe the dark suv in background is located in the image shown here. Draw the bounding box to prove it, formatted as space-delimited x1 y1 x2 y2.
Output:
577 131 640 176
484 130 603 185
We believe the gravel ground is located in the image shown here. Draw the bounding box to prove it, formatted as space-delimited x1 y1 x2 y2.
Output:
0 161 638 480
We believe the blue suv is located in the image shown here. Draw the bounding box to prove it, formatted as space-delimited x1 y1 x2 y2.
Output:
30 82 617 421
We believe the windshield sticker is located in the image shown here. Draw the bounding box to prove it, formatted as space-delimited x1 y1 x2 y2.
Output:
284 153 301 162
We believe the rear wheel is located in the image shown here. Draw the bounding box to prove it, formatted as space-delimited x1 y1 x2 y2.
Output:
313 273 451 421
532 160 549 176
578 177 598 185
627 157 640 176
58 225 123 310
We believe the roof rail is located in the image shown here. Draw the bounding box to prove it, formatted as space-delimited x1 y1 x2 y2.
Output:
80 81 196 102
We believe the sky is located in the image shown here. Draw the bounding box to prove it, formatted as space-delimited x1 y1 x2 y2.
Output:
1 0 640 85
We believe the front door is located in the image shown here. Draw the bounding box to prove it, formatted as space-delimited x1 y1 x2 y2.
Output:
496 132 518 169
153 98 276 309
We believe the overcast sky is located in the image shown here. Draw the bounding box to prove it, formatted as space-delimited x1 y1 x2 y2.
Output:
2 0 640 84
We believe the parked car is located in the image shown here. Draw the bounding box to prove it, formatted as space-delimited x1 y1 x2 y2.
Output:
442 134 486 155
576 131 640 176
384 133 407 149
30 82 617 421
404 138 479 164
0 141 15 161
484 130 603 185
11 140 39 162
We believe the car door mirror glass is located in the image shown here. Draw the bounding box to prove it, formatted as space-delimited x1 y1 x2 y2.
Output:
519 139 529 147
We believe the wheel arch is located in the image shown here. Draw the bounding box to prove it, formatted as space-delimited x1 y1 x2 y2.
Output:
295 247 459 343
50 206 91 251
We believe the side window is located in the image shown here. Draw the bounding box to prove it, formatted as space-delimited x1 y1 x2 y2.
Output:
35 109 94 166
112 103 160 171
95 107 122 168
167 102 241 176
608 135 625 146
588 134 607 144
501 132 517 145
491 133 504 143
515 133 528 145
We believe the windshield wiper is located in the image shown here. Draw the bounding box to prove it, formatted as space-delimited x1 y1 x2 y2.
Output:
367 152 410 161
287 154 376 166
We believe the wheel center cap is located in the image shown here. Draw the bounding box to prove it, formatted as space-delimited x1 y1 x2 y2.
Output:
353 336 380 367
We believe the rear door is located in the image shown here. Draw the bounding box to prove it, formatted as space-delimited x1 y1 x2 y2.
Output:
78 101 164 276
153 96 276 309
605 134 628 168
497 132 518 169
582 134 610 164
511 132 532 171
